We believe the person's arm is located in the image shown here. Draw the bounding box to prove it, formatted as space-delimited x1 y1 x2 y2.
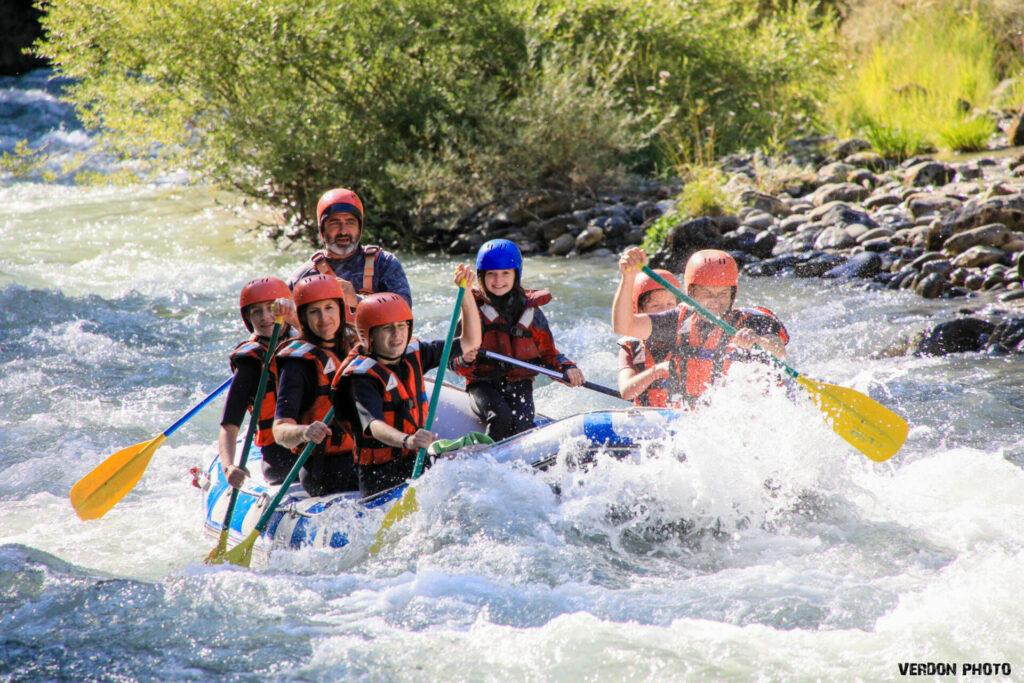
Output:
368 420 435 452
218 361 260 487
612 247 653 340
454 265 480 357
616 344 670 401
217 424 248 488
376 252 413 307
732 328 786 360
271 360 331 449
350 376 435 453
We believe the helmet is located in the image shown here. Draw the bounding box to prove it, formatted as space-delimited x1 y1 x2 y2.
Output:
632 269 680 313
355 292 414 346
293 274 346 308
315 188 364 231
475 239 523 278
239 277 290 332
683 249 738 289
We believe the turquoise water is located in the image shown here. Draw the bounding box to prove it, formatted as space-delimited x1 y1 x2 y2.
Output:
2 72 1023 681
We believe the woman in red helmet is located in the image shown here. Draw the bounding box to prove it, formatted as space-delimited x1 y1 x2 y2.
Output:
616 269 682 406
272 274 358 496
337 264 481 497
612 247 788 407
218 277 295 488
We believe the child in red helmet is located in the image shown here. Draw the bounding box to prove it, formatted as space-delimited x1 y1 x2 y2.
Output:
219 277 296 487
272 274 358 496
617 269 682 407
337 264 481 497
454 239 584 442
612 247 789 407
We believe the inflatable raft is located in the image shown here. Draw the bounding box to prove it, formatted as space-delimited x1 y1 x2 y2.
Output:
196 380 676 557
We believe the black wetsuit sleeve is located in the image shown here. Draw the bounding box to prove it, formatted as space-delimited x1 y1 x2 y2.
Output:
419 338 463 372
349 375 385 434
220 359 261 427
274 359 316 422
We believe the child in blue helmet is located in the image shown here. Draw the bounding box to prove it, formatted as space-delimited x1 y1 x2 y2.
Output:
454 239 585 440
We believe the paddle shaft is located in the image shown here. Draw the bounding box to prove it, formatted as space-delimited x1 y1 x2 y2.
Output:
640 266 798 380
411 283 466 479
477 349 622 399
218 320 283 536
166 376 234 437
250 407 335 535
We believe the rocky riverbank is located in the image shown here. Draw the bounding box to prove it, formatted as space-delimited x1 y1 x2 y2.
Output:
445 120 1024 356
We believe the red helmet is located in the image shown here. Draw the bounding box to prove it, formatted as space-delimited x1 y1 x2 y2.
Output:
293 274 346 308
683 249 738 289
632 269 681 313
239 277 290 332
315 188 364 231
355 292 413 345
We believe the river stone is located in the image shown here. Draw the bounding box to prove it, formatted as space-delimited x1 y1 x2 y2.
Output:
814 226 856 250
833 138 872 158
904 161 955 187
548 233 575 256
864 193 902 210
808 201 876 229
952 245 1008 268
844 151 886 171
744 254 799 276
1000 289 1024 302
857 227 894 243
862 238 894 252
920 259 954 277
649 216 723 271
915 272 947 299
940 193 1024 234
913 317 995 356
845 223 871 240
950 267 969 285
794 253 846 277
575 225 605 252
908 194 962 218
743 212 775 231
739 190 791 217
1018 251 1024 279
779 215 808 233
811 182 870 207
942 223 1017 255
752 230 778 259
817 162 855 184
964 272 986 290
908 251 946 270
988 316 1024 354
624 227 644 245
538 214 583 242
822 252 882 279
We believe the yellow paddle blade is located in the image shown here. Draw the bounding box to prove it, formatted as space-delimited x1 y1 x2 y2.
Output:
204 529 230 565
222 528 260 567
70 434 167 520
370 487 419 556
796 376 909 462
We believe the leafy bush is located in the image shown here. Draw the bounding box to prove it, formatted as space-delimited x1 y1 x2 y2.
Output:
641 164 736 253
828 5 1006 158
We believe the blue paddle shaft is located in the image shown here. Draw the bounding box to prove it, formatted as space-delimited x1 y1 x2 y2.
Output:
164 376 233 437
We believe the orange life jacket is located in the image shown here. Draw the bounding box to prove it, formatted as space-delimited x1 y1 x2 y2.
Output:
669 306 788 404
311 244 381 295
617 337 670 408
456 289 554 383
275 340 355 456
229 335 281 447
338 340 429 466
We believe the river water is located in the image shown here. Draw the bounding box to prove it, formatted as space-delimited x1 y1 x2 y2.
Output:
2 71 1023 681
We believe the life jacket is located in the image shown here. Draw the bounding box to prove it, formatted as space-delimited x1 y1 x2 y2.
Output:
669 306 788 404
276 340 355 456
617 337 670 408
229 335 281 447
311 244 382 295
456 289 554 383
338 340 429 466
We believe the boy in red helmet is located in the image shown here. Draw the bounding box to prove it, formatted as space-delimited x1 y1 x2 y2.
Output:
218 277 295 487
336 264 481 497
612 247 788 407
272 274 358 496
616 269 682 407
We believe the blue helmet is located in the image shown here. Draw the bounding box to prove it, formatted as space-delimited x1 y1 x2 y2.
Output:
475 239 523 277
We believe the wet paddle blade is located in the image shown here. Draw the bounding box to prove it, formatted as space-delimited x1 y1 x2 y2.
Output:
204 529 230 565
70 435 167 520
369 487 419 556
222 529 260 568
797 376 908 462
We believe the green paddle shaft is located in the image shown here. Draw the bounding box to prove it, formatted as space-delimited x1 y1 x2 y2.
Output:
218 319 283 534
640 265 798 380
249 406 335 535
411 282 466 479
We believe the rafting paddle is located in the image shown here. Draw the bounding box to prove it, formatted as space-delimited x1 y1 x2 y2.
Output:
205 318 283 565
477 349 622 399
222 407 335 567
640 265 908 462
70 376 233 521
369 278 467 554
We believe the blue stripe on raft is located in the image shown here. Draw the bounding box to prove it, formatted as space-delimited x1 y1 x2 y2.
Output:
266 510 285 539
583 413 634 447
230 493 260 533
364 483 408 510
291 516 313 548
329 531 349 548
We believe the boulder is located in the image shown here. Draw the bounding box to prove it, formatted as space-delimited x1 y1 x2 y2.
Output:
915 272 947 299
857 227 894 243
864 193 902 210
833 138 872 158
862 238 894 252
739 190 791 217
814 226 856 250
904 161 955 187
779 215 808 233
538 214 584 242
1010 109 1024 147
794 253 846 277
920 259 954 277
649 217 723 271
743 212 775 231
817 162 856 184
822 252 882 279
939 193 1024 234
943 223 1020 255
987 316 1024 354
844 151 887 171
575 225 605 252
807 201 876 228
909 251 947 270
913 318 995 356
907 194 962 218
751 230 778 259
548 233 575 256
743 254 799 277
951 245 1008 269
811 182 871 207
